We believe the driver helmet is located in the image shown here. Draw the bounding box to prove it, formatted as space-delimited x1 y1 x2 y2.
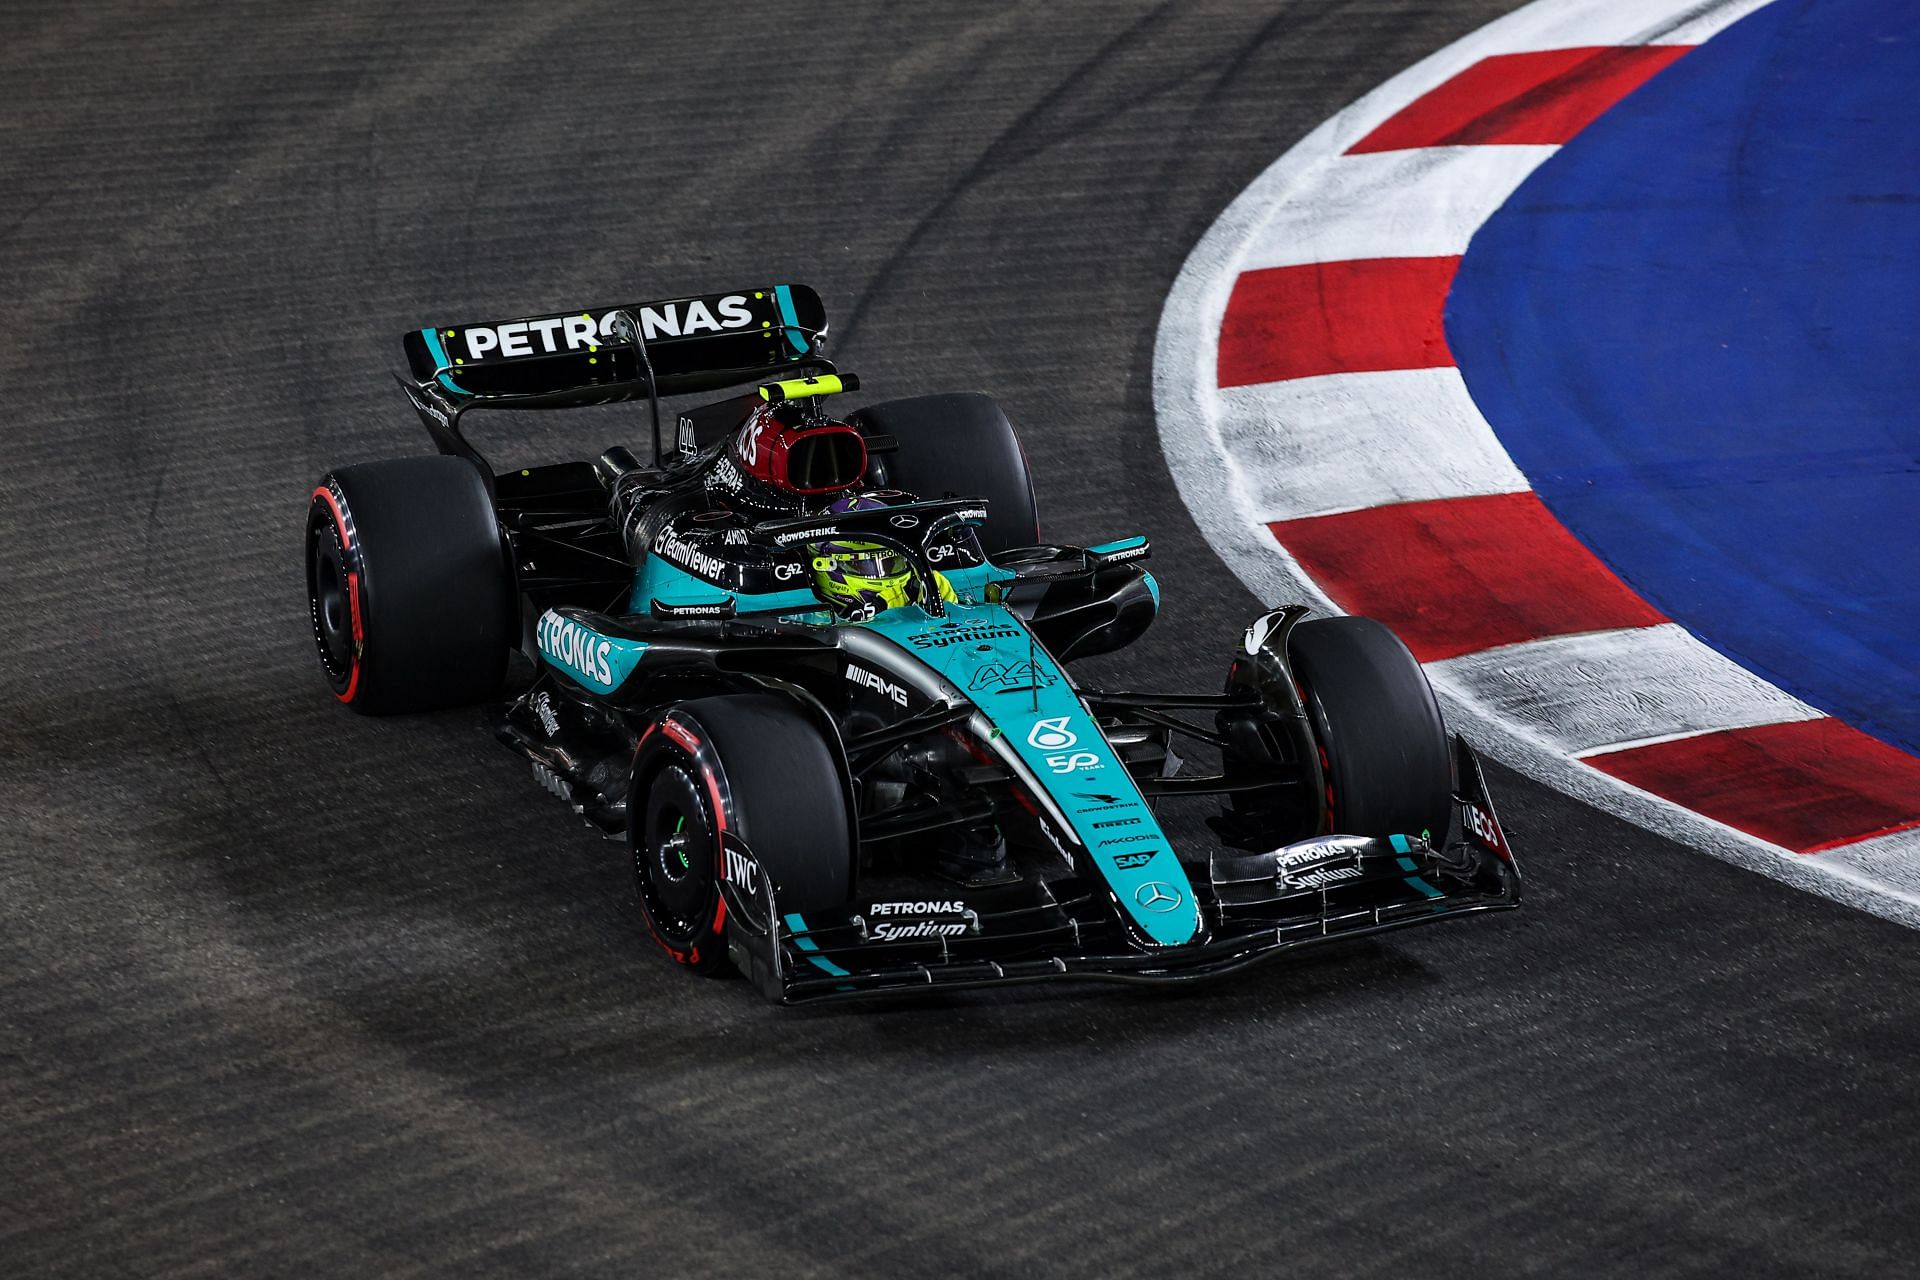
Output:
812 493 957 616
722 400 867 513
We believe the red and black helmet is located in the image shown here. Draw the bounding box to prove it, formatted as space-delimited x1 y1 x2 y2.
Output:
729 400 868 498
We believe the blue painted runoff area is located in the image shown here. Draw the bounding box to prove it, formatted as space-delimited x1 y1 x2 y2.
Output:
1446 0 1920 755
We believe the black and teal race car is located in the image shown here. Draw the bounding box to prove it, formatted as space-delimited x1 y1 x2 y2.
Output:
303 284 1519 1003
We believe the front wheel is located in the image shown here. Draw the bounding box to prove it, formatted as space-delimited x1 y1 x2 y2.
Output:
1288 616 1453 844
629 694 854 974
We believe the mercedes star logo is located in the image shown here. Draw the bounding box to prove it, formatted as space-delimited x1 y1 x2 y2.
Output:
1133 881 1183 913
889 514 921 528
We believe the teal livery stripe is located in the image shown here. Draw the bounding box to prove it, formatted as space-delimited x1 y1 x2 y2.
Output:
1390 833 1443 899
418 327 469 397
784 913 850 976
772 285 808 356
862 602 1201 946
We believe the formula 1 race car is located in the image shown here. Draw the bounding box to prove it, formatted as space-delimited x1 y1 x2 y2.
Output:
303 284 1519 1002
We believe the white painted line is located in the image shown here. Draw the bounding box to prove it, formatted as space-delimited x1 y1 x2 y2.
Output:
1430 624 1824 757
1237 148 1556 273
1817 827 1920 902
1219 368 1530 523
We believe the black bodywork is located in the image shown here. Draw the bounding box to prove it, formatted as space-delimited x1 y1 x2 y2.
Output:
378 286 1520 1003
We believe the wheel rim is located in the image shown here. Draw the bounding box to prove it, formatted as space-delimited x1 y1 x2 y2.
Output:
635 763 718 941
307 508 355 685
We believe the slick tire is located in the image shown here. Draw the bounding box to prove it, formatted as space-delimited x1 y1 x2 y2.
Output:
853 393 1041 555
1288 616 1453 844
306 456 513 715
629 694 853 975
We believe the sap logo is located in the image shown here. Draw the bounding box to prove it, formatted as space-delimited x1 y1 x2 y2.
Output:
723 846 759 892
845 663 908 707
537 611 614 686
1091 817 1140 830
1113 850 1156 869
460 295 755 360
652 528 729 580
969 661 1056 693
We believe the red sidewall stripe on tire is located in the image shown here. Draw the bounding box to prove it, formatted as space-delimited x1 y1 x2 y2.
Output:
311 484 364 705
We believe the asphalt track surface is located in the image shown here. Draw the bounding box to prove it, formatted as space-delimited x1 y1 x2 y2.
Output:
1 3 1914 1276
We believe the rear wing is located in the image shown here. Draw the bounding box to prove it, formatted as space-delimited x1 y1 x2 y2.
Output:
400 284 828 404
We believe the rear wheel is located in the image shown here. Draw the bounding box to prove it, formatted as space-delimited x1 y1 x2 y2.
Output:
629 694 853 974
854 392 1040 555
305 456 513 714
1288 616 1453 844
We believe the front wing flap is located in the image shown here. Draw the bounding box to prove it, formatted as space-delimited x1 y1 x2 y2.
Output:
719 736 1520 1003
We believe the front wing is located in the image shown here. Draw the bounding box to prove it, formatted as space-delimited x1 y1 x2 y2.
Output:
719 736 1521 1004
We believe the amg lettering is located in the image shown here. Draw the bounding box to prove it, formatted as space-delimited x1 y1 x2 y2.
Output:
844 663 908 707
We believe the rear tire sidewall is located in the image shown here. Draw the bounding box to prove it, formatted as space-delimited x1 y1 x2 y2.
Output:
629 695 853 975
1288 616 1453 843
853 392 1040 555
305 456 513 715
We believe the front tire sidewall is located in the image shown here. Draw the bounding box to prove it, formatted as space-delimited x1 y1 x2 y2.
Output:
1288 617 1454 844
629 696 854 976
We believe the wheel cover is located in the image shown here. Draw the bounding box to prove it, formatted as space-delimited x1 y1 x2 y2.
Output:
306 509 355 686
635 763 719 942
